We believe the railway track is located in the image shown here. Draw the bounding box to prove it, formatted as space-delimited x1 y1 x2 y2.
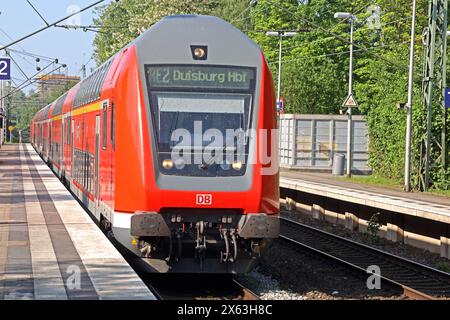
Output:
279 216 450 300
143 274 260 300
104 234 259 300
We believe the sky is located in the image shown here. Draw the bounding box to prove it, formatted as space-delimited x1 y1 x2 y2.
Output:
0 0 114 93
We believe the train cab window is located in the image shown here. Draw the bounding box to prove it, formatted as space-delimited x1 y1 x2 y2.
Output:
102 101 107 150
145 65 256 177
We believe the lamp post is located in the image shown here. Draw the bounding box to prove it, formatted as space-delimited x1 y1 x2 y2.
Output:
404 0 417 192
334 12 356 178
0 75 4 147
266 31 297 111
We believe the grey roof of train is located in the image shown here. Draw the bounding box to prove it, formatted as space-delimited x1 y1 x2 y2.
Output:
72 15 262 99
36 15 262 120
134 14 263 68
134 14 260 49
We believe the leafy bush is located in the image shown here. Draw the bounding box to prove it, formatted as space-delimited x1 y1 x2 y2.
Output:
367 212 382 243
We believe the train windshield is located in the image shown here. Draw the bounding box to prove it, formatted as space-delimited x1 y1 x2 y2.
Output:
145 65 256 177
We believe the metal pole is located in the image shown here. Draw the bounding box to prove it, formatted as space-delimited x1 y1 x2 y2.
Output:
348 19 354 96
441 4 448 170
347 18 354 178
0 79 3 147
277 33 283 104
1 80 4 146
404 0 417 192
424 0 438 191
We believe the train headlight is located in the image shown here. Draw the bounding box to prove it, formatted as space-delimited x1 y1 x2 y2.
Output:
162 159 174 169
190 45 208 60
194 48 205 59
232 161 243 171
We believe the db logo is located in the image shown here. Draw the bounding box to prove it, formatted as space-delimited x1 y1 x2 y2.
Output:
196 194 212 205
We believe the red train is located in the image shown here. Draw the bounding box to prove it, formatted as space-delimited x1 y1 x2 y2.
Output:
31 15 279 273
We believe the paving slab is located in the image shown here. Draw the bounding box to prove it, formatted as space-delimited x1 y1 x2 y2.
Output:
0 144 155 300
280 170 450 224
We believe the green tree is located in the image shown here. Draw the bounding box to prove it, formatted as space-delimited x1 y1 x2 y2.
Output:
91 0 448 190
93 0 219 64
212 0 253 30
8 82 77 142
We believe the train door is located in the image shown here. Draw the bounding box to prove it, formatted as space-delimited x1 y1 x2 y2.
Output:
94 115 100 214
40 124 43 152
61 118 65 175
48 122 52 161
71 119 74 180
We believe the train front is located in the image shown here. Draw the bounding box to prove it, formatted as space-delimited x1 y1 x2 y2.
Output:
113 15 279 273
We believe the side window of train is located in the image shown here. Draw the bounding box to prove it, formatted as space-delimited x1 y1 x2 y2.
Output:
110 102 115 149
73 59 112 108
102 101 107 150
67 117 71 145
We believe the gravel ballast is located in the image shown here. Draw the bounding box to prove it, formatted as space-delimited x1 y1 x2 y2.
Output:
282 207 450 274
239 240 406 300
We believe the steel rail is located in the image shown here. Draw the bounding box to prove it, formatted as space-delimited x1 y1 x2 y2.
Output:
279 216 450 299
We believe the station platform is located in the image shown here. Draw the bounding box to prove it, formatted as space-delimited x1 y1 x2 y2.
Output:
0 143 155 300
280 170 450 224
280 170 450 258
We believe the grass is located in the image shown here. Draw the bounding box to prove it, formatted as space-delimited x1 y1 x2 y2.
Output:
435 261 450 273
336 174 450 198
337 174 402 189
429 189 450 197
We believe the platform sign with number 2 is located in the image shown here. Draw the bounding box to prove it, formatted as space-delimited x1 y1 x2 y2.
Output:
0 58 11 80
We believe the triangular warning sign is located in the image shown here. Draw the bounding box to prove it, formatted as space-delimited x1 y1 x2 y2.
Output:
343 94 358 107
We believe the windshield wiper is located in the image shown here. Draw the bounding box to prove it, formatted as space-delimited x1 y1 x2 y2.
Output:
168 111 180 148
201 112 245 170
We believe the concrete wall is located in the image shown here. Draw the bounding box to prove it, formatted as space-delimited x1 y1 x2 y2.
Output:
279 114 371 173
281 187 450 258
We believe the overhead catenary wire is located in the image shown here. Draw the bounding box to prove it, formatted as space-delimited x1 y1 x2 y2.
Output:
83 28 109 34
268 15 413 56
26 0 50 26
77 55 94 77
355 16 413 33
245 0 402 61
268 40 411 65
0 29 39 67
230 1 254 24
266 0 376 38
264 0 409 72
6 47 58 63
0 0 105 51
11 76 28 83
0 1 100 108
230 2 270 25
55 24 129 30
0 61 64 103
307 0 376 26
1 65 65 103
8 53 31 82
54 24 129 35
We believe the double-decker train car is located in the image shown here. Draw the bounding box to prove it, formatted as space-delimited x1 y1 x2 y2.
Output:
31 15 279 273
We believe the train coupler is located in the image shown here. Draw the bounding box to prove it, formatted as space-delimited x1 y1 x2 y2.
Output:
220 228 238 263
195 221 207 270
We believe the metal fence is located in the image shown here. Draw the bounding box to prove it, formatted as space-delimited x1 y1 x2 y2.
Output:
279 114 371 173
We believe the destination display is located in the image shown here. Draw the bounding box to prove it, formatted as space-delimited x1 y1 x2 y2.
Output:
146 65 255 90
